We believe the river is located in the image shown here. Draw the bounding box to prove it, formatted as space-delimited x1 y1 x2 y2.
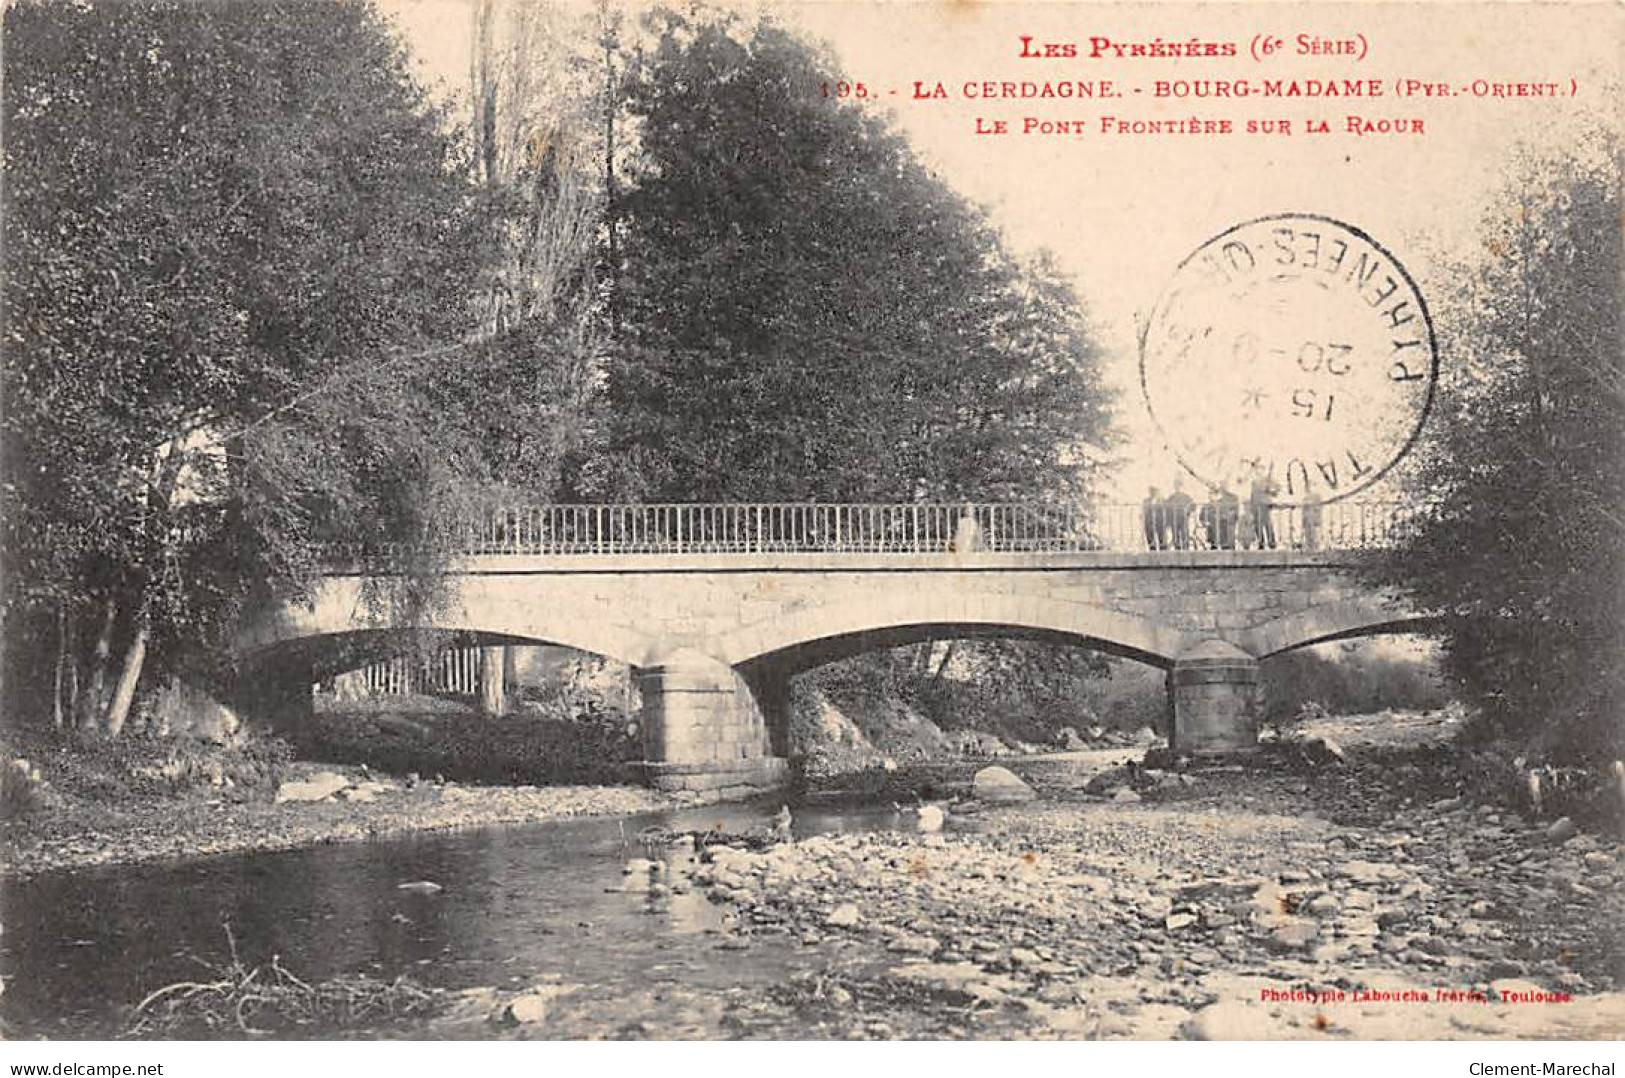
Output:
0 800 912 1038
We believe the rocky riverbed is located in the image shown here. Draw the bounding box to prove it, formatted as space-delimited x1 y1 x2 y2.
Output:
681 805 1619 1038
11 709 1624 1040
409 740 1623 1040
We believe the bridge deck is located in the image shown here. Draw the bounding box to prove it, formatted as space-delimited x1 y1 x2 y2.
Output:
319 548 1369 575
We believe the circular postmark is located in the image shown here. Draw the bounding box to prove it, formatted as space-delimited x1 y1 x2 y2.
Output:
1139 213 1437 505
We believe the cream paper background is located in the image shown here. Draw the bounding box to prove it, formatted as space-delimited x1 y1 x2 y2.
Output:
382 0 1621 498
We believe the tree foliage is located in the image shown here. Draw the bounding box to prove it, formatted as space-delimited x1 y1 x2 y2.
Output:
2 0 496 731
597 10 1113 504
1373 130 1623 760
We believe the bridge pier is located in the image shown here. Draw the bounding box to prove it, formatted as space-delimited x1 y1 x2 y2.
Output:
479 645 506 716
635 649 789 796
1170 640 1260 756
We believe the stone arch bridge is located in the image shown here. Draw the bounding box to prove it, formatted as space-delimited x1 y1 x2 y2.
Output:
233 501 1429 795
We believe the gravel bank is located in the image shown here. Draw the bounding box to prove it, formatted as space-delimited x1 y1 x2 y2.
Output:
1 763 680 878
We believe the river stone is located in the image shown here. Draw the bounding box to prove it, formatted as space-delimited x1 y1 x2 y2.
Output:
972 766 1036 804
1340 915 1381 937
504 984 577 1025
826 903 861 927
275 771 349 803
1336 860 1393 885
1544 817 1577 844
916 805 946 833
396 880 443 894
1179 877 1264 901
339 780 394 803
1264 918 1320 952
1304 893 1341 918
1111 786 1142 803
887 932 940 957
1009 946 1042 967
1138 895 1174 921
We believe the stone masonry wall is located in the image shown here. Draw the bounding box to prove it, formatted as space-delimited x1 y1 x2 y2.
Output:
245 552 1403 672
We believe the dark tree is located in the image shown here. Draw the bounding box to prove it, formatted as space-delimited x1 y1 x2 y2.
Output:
597 11 1113 505
2 0 493 732
1372 131 1622 761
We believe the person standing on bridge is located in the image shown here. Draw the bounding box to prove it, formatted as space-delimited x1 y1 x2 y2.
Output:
1164 477 1195 550
1141 486 1166 551
953 504 984 553
1248 467 1279 550
1215 483 1241 550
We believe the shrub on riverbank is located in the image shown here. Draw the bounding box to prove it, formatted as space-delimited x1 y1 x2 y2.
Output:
1 755 54 818
1259 643 1449 731
300 706 642 786
0 725 291 813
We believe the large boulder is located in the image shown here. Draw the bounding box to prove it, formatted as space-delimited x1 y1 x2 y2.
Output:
274 771 349 803
973 765 1036 804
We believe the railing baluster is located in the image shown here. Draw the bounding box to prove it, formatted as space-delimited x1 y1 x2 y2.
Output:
371 497 1418 564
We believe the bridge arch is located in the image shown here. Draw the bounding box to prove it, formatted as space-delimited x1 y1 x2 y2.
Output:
1239 598 1439 659
714 589 1199 671
233 578 661 670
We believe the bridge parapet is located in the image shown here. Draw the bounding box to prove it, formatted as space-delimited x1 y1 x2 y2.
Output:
322 499 1416 562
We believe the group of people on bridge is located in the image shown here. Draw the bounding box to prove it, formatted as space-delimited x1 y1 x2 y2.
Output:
1142 471 1323 552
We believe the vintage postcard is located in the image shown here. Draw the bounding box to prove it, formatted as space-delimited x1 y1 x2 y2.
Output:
1 0 1619 1060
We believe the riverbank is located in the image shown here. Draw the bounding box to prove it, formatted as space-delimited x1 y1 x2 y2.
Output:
401 749 1623 1040
0 759 682 878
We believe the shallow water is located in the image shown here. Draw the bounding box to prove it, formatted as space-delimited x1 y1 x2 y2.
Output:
0 800 912 1037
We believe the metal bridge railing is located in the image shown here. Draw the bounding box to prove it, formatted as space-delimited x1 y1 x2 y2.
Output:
374 500 1417 558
